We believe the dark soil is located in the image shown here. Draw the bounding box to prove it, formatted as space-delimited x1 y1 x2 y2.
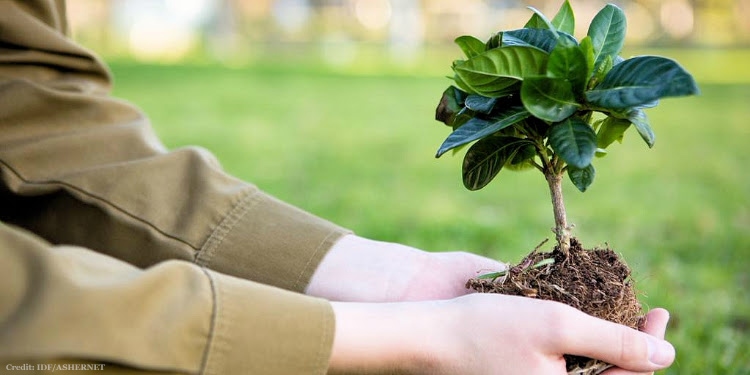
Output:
466 238 644 375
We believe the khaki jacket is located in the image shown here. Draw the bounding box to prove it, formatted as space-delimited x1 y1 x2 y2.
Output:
0 1 350 373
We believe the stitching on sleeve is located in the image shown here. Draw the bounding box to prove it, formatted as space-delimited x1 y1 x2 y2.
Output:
0 158 197 250
197 268 218 375
195 188 260 268
291 229 346 291
315 303 335 374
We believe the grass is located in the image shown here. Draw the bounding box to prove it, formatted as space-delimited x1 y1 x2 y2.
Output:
108 52 749 374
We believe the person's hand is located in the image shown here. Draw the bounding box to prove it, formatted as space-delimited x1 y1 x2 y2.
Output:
601 308 672 375
306 234 504 302
328 295 675 375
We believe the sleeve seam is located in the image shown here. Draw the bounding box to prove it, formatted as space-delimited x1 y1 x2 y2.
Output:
0 158 198 250
315 302 335 374
197 267 218 375
194 188 260 268
291 228 347 291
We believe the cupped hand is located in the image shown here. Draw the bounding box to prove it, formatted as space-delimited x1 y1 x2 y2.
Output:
306 234 504 302
329 295 675 375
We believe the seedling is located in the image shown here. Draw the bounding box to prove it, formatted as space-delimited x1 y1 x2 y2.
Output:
435 1 698 254
433 2 698 373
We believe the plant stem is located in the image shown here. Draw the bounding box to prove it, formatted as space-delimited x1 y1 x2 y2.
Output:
545 172 571 256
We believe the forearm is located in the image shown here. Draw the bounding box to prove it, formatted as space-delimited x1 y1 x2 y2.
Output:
328 301 445 375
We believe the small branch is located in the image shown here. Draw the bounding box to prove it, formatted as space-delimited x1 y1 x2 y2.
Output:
531 159 545 172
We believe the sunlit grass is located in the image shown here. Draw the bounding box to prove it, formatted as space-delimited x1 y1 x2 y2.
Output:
110 55 749 374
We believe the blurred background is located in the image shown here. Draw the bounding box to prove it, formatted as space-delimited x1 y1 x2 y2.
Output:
67 1 748 373
68 0 750 77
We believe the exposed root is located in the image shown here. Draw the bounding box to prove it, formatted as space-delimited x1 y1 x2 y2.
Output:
466 238 643 374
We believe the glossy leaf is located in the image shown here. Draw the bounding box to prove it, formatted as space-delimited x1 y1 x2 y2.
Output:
524 12 549 30
521 76 580 122
455 35 486 58
451 107 474 130
551 0 575 35
465 95 498 114
463 137 533 190
547 35 588 95
568 164 596 192
527 7 559 36
453 46 549 97
587 4 626 70
435 86 467 126
506 143 538 171
502 28 559 53
451 70 476 95
589 54 614 89
596 116 630 148
627 109 655 148
586 56 700 110
436 106 530 157
486 33 501 50
549 118 597 168
579 36 595 80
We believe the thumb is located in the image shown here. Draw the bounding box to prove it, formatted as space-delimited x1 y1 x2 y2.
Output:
602 308 673 375
548 306 675 372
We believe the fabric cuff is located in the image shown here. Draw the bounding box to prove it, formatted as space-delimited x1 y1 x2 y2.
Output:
201 268 335 375
196 189 351 293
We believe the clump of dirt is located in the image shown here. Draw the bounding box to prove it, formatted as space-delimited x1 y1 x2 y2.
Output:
466 238 644 375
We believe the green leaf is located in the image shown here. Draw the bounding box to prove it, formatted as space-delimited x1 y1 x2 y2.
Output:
585 56 700 110
451 70 476 94
589 54 614 89
455 35 486 58
435 86 468 126
464 95 498 114
462 137 533 190
549 118 597 168
596 116 631 148
627 109 655 148
506 143 537 171
436 106 530 157
568 164 596 192
453 46 549 97
587 4 626 71
579 36 595 80
502 28 559 53
551 0 575 35
547 35 588 95
477 270 507 279
486 33 502 50
521 76 580 122
525 12 549 30
526 6 559 37
532 258 556 268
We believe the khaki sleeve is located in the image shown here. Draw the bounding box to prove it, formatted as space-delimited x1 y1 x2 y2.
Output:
0 0 350 292
0 223 335 374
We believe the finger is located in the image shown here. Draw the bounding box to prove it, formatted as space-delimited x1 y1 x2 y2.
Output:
600 308 672 375
548 305 675 373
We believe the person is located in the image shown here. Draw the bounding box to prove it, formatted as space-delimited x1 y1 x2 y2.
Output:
0 1 675 374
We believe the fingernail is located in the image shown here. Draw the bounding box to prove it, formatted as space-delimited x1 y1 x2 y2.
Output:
647 337 675 367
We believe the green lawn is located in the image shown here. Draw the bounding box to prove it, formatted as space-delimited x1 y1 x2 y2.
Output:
109 54 749 374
